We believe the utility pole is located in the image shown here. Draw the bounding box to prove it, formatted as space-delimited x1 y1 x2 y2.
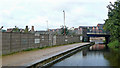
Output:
63 10 66 35
46 20 48 31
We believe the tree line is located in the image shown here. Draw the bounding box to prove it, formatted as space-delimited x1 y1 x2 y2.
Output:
104 1 120 42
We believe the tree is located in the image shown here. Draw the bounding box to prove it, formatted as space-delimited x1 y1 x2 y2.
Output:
60 25 69 35
24 26 29 33
12 26 20 32
104 1 120 42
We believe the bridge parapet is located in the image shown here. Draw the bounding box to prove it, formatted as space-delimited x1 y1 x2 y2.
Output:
87 32 108 35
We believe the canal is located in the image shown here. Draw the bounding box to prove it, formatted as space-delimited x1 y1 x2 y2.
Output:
51 41 120 68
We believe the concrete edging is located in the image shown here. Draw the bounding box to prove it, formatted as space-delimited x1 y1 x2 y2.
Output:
26 43 91 68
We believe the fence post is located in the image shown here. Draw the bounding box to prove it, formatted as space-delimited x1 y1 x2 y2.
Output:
10 32 12 53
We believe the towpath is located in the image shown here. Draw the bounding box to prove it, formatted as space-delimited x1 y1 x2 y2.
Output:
2 43 89 66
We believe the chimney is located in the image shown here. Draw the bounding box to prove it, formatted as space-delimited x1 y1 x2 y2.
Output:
26 26 28 29
31 26 34 31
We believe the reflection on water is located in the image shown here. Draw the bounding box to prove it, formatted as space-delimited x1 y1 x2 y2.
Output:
52 43 120 67
89 44 105 50
104 50 120 68
90 39 104 44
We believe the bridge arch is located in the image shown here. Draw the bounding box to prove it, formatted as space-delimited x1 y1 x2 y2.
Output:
86 33 110 44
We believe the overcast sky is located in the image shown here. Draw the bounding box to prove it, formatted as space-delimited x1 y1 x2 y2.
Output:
0 0 116 30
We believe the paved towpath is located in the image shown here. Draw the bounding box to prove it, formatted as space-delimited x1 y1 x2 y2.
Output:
2 43 89 66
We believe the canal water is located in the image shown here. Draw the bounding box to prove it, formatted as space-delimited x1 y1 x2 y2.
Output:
51 41 120 68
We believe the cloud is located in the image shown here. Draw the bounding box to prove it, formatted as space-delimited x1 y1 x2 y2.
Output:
0 0 117 30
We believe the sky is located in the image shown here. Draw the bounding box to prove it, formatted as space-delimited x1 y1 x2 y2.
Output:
0 0 116 30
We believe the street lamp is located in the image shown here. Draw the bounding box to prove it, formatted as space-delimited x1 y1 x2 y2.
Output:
46 20 48 31
63 10 66 35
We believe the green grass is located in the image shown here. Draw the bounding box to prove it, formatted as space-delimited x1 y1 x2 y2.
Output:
108 40 120 52
2 42 81 56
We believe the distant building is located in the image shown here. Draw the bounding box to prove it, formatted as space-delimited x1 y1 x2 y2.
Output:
35 31 49 34
79 23 104 34
68 27 82 35
69 27 74 30
79 26 88 35
78 24 104 42
0 30 6 32
97 24 104 33
48 28 62 35
78 26 88 42
7 28 13 32
6 26 36 33
7 28 24 32
74 28 81 35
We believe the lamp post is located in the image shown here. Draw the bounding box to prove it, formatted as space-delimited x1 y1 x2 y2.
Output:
63 10 66 35
46 20 48 31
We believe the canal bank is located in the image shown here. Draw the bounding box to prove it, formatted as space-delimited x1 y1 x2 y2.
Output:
103 40 120 68
50 43 120 68
27 43 93 68
2 43 90 67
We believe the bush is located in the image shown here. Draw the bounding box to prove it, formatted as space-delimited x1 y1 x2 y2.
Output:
108 40 120 51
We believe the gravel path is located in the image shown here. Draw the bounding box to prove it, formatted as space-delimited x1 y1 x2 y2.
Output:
2 43 89 66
